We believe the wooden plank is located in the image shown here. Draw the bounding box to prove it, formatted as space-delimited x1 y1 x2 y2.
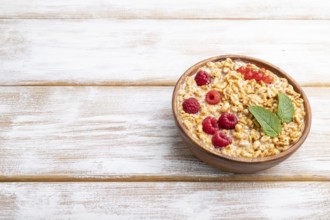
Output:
0 20 329 86
0 0 330 19
1 182 330 219
0 86 328 180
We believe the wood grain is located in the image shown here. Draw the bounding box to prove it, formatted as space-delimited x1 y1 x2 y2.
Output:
1 182 330 219
0 20 329 86
0 0 329 19
0 86 328 180
0 1 328 217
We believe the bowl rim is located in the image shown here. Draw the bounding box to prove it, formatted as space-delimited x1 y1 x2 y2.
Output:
172 55 312 164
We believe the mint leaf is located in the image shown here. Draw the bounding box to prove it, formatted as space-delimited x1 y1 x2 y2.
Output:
277 93 294 123
249 106 282 137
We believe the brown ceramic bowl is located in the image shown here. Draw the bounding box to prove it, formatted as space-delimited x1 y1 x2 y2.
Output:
172 55 311 173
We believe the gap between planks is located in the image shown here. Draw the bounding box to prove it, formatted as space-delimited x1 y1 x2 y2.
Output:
1 175 330 183
0 82 329 87
1 0 330 20
0 18 329 20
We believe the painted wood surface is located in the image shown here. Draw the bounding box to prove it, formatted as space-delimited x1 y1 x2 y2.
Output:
0 0 330 19
1 0 329 218
0 86 328 180
0 20 329 86
1 182 330 219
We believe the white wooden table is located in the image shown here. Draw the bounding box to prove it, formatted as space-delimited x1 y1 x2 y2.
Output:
1 1 330 219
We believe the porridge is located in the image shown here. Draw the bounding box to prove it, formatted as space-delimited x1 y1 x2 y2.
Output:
176 58 305 158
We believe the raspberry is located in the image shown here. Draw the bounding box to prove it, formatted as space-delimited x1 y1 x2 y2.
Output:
195 70 211 86
218 112 238 129
262 75 273 84
205 90 221 105
182 98 200 114
212 131 232 148
202 116 219 134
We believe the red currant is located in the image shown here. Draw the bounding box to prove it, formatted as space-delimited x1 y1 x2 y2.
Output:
263 75 273 84
244 70 253 80
253 71 264 81
238 66 245 74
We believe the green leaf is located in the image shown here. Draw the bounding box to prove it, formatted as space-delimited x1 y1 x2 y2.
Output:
249 106 282 137
277 93 294 123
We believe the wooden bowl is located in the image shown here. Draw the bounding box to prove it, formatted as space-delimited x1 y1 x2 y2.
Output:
172 55 312 173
